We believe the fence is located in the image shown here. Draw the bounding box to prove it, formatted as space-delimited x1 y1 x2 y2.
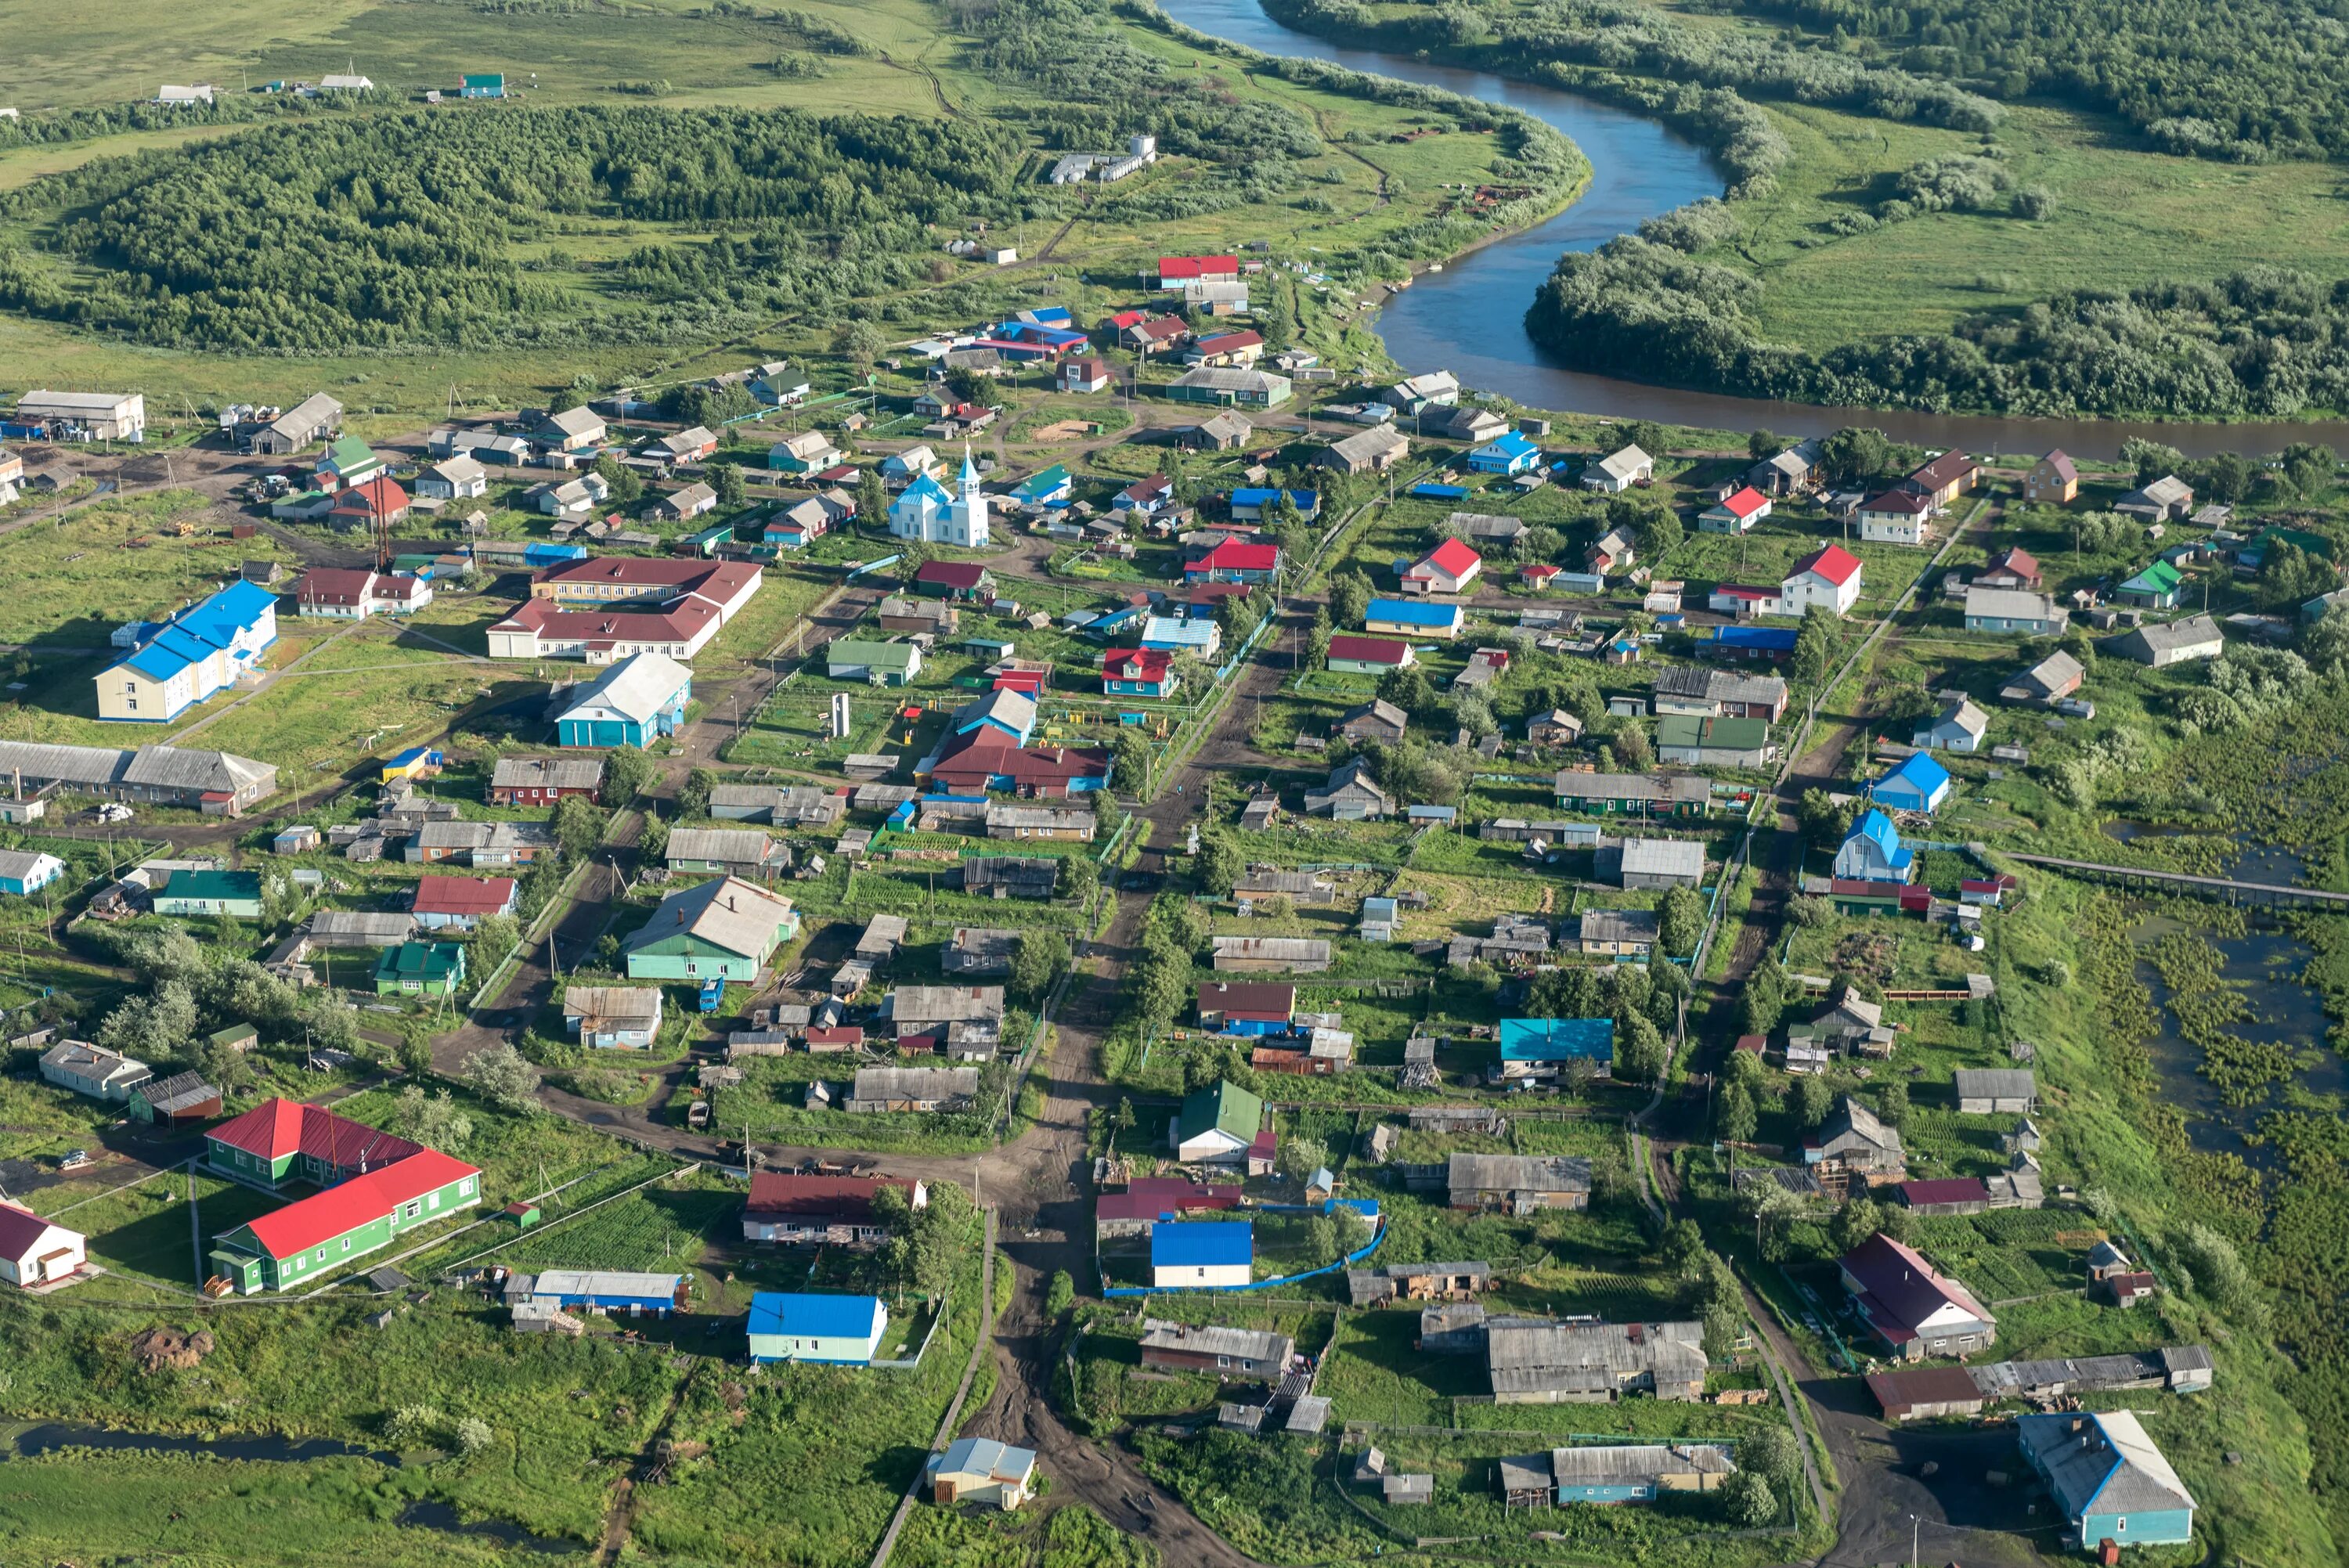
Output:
869 1295 951 1370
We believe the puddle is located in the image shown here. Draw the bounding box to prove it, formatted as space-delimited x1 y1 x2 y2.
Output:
396 1501 577 1554
2103 820 2311 886
2131 914 2349 1165
2 1421 396 1465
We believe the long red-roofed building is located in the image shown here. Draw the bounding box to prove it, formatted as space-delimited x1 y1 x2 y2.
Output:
203 1098 479 1293
488 558 763 661
742 1172 927 1246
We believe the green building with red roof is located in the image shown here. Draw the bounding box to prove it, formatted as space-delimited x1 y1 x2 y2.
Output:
204 1098 482 1293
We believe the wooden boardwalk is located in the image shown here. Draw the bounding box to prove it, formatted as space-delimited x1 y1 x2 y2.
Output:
2001 852 2349 910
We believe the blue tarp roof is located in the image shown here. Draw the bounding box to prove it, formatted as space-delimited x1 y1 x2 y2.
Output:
1499 1018 1615 1062
1712 625 1799 650
747 1292 886 1339
1150 1220 1253 1267
1231 487 1318 510
1409 483 1470 499
1365 598 1462 627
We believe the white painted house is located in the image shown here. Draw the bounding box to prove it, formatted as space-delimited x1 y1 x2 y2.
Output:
0 1202 85 1288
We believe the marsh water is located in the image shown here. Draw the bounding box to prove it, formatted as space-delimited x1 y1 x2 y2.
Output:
1160 0 2349 457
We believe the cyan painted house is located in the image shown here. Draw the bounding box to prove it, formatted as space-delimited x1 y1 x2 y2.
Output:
748 1291 889 1364
2017 1411 2196 1552
0 850 64 896
556 652 692 749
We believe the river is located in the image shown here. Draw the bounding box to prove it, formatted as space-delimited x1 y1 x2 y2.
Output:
1160 0 2349 458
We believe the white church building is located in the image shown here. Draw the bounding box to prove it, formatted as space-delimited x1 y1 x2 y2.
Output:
889 448 990 548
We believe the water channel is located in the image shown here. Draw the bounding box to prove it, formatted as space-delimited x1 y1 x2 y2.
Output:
1160 0 2349 458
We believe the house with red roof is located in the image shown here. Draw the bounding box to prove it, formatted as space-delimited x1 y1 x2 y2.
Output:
1402 537 1483 596
1155 255 1239 289
1062 356 1113 394
1857 488 1934 546
411 875 520 932
1521 562 1561 590
1838 1232 1997 1361
1185 538 1281 584
742 1171 926 1247
1699 485 1772 535
202 1098 478 1293
0 1199 85 1288
1102 647 1177 698
327 475 410 531
1122 316 1192 355
1326 635 1415 674
927 726 1112 797
1783 544 1864 616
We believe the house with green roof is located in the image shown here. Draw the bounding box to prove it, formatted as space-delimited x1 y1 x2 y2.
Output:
153 870 265 918
826 640 923 686
1172 1080 1275 1175
316 435 386 490
374 941 467 996
2114 559 2182 610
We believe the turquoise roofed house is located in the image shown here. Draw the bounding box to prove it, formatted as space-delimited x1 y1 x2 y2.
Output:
153 869 265 918
2114 560 2183 609
747 1292 889 1364
1496 1018 1615 1085
1834 809 1914 881
1009 464 1073 508
2016 1410 2196 1551
460 72 506 98
1467 431 1542 475
1868 752 1951 814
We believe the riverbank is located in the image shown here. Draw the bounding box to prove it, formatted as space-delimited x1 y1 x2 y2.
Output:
1178 0 2349 449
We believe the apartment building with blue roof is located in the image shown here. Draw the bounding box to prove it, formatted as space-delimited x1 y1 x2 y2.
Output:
96 579 279 723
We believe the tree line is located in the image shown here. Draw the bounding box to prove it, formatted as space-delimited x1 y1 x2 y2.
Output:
0 106 1019 353
1715 0 2349 162
1528 239 2349 418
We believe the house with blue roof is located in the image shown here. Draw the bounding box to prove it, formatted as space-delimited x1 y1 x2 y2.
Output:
746 1291 890 1364
1229 488 1319 522
1496 1018 1615 1084
1139 616 1221 658
1834 809 1914 881
1363 598 1464 640
1468 431 1542 475
1710 625 1799 657
1869 752 1951 814
1150 1220 1254 1288
96 579 279 723
2016 1410 2196 1551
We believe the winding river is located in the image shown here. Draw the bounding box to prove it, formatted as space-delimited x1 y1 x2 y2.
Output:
1161 0 2349 458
